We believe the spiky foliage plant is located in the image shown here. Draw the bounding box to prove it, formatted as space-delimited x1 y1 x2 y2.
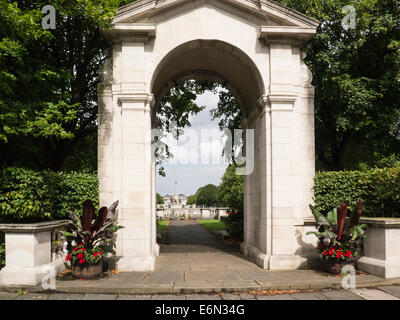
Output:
307 200 368 261
62 199 123 256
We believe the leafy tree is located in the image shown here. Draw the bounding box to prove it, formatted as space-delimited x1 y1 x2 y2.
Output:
186 195 196 205
156 193 164 205
194 184 218 207
275 0 400 170
0 0 123 171
217 164 243 211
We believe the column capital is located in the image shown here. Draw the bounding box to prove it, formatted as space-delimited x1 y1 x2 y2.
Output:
117 93 154 110
268 93 297 111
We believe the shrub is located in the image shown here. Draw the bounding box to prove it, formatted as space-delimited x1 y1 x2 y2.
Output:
0 167 98 222
314 167 400 217
225 209 244 241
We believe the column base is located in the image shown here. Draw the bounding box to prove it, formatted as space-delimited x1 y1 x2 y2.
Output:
241 242 308 270
154 243 160 257
116 256 156 272
358 256 400 278
241 242 270 269
0 260 66 286
269 254 308 270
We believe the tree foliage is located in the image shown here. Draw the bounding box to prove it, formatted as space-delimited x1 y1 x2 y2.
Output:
275 0 400 170
217 164 243 211
0 0 122 171
156 193 164 205
193 184 219 207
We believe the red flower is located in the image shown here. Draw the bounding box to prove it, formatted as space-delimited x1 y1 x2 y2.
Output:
77 253 84 259
93 252 98 257
79 243 83 246
74 247 78 252
79 258 85 264
65 254 71 261
99 252 103 256
336 251 343 258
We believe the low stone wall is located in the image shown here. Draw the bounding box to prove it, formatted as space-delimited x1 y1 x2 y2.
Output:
0 220 70 286
358 217 400 278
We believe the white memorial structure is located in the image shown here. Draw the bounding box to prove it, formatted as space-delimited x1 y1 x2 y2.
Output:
98 0 320 272
1 0 399 286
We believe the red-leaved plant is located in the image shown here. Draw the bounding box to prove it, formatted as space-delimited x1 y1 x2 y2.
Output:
63 200 123 265
307 200 368 261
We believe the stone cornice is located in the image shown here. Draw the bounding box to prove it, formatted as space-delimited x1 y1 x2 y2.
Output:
0 220 71 234
360 217 400 229
104 24 156 43
258 26 316 45
114 0 319 28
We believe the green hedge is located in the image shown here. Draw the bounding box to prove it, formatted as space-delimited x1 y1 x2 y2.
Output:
314 167 400 217
0 167 98 223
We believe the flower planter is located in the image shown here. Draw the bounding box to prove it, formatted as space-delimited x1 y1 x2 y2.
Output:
321 258 356 274
72 260 102 279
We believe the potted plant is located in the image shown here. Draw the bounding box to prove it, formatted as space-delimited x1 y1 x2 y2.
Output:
307 200 368 274
63 199 123 279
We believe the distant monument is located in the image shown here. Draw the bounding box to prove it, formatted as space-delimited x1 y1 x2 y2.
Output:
156 181 227 220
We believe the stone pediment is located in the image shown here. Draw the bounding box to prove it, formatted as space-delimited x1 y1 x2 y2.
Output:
113 0 319 28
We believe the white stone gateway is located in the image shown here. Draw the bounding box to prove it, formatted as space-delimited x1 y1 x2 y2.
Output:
98 0 319 271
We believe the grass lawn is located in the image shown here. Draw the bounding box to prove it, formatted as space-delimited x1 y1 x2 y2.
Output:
156 220 169 232
198 219 227 231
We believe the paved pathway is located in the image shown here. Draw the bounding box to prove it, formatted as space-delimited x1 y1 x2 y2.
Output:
1 286 400 300
1 221 400 298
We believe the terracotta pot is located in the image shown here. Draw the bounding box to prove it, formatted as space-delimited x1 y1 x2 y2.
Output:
72 260 102 279
321 258 355 274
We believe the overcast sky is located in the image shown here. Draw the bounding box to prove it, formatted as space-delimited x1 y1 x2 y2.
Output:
156 91 229 196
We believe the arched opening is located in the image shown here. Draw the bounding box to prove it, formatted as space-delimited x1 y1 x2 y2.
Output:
150 40 265 266
151 39 265 119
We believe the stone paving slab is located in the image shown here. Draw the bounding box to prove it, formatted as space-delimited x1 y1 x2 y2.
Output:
290 292 329 300
47 294 85 300
0 292 19 300
143 271 184 283
116 294 152 300
82 294 117 300
256 294 295 300
152 294 186 300
321 290 364 300
377 285 400 298
351 288 400 300
186 294 222 300
185 271 243 282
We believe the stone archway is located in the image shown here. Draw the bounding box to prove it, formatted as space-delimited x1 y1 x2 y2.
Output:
98 0 319 272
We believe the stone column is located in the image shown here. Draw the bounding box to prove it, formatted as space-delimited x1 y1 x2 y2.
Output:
266 43 313 269
115 94 155 271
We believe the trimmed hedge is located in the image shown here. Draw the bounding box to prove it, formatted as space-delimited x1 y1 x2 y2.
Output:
0 167 98 223
314 167 400 217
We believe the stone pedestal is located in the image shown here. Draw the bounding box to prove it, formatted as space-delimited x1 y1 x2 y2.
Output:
0 220 70 286
358 218 400 278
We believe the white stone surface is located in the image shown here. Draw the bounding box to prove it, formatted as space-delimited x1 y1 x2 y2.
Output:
351 289 400 300
0 221 69 285
99 0 318 272
358 218 400 278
